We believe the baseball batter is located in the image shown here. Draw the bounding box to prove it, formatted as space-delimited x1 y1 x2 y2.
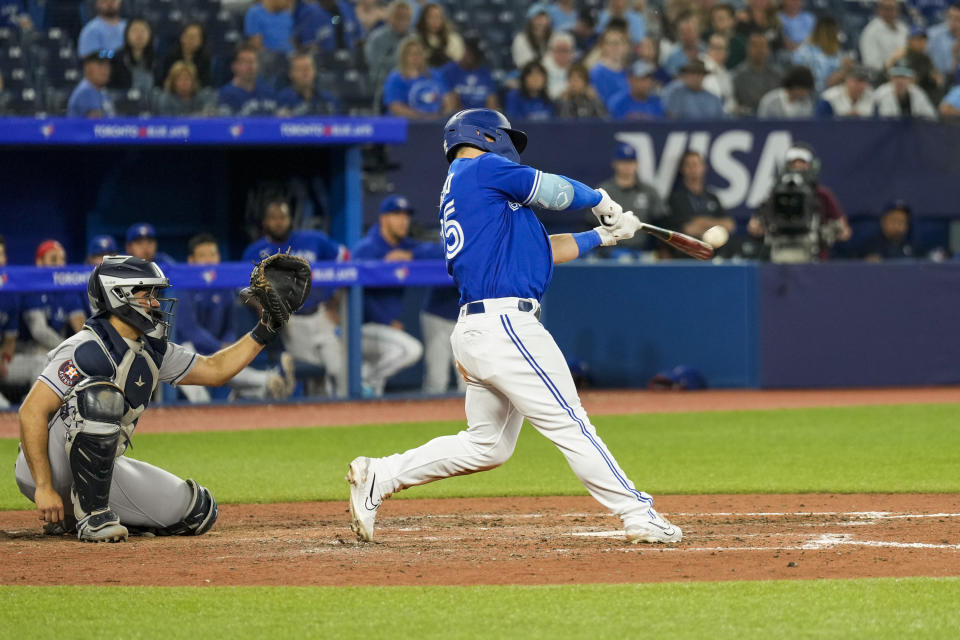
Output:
348 108 682 544
14 254 308 542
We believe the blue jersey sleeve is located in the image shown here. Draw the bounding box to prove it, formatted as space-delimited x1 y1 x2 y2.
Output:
0 293 19 336
303 231 343 260
478 153 541 206
242 239 268 262
352 237 382 259
174 291 223 354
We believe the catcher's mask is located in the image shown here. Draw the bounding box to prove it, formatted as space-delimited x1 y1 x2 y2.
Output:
88 255 177 339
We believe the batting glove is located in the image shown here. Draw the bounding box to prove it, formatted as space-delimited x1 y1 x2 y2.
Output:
594 211 641 246
592 188 623 227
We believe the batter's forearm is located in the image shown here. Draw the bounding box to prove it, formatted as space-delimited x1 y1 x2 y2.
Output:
550 234 593 264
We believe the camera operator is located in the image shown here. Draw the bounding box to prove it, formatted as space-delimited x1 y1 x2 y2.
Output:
747 143 851 262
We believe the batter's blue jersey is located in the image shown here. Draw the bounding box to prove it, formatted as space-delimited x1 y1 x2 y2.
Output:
441 153 552 305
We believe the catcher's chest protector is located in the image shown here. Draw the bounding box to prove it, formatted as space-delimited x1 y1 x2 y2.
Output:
74 318 164 427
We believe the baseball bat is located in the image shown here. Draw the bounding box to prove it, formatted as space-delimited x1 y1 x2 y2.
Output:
639 222 715 260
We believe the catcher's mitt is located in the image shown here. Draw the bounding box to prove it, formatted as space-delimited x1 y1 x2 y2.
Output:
241 250 312 330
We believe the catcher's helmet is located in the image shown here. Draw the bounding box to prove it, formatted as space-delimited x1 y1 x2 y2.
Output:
442 108 528 164
87 255 177 338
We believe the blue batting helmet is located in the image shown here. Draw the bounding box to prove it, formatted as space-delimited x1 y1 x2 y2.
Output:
442 108 528 163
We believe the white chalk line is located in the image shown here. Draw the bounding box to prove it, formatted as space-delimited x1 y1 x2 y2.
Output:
566 530 960 551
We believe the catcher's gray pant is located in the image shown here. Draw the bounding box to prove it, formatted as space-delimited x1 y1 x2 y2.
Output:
374 298 655 523
14 417 193 528
361 323 423 395
420 311 467 394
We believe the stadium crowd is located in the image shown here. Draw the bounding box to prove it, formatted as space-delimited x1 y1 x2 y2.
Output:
1 0 960 119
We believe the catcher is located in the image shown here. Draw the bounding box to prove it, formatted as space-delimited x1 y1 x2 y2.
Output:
14 252 311 542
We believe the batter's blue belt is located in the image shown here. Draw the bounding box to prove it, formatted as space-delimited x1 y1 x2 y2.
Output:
463 299 541 320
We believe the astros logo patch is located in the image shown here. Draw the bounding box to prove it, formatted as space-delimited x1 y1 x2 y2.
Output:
58 360 80 386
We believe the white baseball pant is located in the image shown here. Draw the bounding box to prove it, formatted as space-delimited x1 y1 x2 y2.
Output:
420 311 466 394
374 298 654 522
361 323 423 396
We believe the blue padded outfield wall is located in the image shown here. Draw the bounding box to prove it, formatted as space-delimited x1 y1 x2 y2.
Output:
5 261 960 390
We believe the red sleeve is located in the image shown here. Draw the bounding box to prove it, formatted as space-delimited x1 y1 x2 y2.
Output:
816 186 845 221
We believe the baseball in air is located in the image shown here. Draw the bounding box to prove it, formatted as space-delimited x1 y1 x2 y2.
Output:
702 225 729 248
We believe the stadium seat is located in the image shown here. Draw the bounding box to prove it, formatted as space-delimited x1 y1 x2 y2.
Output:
1 67 32 91
44 67 81 90
0 44 27 68
44 87 70 114
4 87 44 115
110 88 152 116
0 27 18 47
334 69 375 114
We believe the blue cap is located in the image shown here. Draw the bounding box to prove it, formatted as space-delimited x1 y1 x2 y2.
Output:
379 194 414 214
614 142 637 161
883 199 911 215
526 2 551 19
126 222 156 243
87 234 117 256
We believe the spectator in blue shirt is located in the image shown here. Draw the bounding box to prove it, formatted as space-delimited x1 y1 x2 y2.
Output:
382 34 456 118
295 0 363 53
663 12 706 77
439 37 499 110
351 195 426 396
589 27 630 108
505 60 555 120
548 0 577 32
778 0 815 51
859 200 916 261
77 0 126 57
926 3 960 75
938 80 960 115
277 50 340 115
218 44 277 116
176 233 295 403
661 59 725 118
608 60 665 119
245 0 294 54
792 15 848 93
86 234 117 265
596 0 646 45
67 50 116 118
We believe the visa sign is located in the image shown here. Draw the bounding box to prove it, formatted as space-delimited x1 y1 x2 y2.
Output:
615 129 795 210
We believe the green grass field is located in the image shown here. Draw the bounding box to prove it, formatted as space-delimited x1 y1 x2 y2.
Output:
3 403 959 509
2 403 958 638
1 579 959 639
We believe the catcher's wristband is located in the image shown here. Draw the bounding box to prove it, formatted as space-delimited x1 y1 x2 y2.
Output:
250 322 278 346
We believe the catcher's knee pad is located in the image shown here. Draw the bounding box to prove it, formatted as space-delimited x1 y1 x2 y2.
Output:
154 479 218 536
64 378 124 517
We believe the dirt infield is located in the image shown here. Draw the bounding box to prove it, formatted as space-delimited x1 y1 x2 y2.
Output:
1 494 957 586
1 388 958 587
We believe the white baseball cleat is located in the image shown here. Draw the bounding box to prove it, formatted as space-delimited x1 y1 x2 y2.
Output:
346 457 381 542
625 508 682 544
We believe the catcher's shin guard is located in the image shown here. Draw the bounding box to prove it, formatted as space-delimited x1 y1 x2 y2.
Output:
68 432 127 542
144 479 218 537
64 378 128 542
